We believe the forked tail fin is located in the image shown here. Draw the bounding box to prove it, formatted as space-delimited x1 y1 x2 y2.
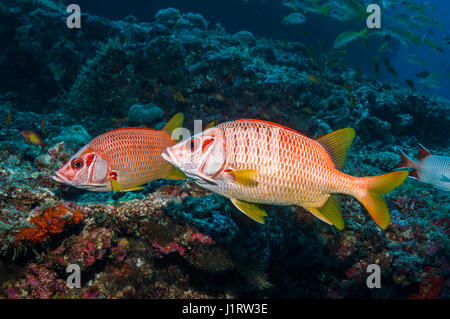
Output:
355 171 409 229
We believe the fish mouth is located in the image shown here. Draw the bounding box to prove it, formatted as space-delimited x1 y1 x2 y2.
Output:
52 171 73 185
162 148 217 186
52 171 108 191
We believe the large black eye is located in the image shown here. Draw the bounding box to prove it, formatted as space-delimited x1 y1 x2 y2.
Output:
71 158 84 170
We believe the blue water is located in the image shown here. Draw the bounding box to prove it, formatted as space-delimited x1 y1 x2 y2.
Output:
77 0 450 99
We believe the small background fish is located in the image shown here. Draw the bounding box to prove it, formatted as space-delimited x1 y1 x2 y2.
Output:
394 144 450 191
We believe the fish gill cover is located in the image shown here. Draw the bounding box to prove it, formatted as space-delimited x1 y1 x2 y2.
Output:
0 0 448 300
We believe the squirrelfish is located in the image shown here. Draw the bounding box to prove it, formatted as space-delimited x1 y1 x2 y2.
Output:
53 113 186 192
394 144 450 191
163 119 408 229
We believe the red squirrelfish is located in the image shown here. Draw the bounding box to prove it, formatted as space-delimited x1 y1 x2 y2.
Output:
394 143 450 191
162 119 408 229
53 113 186 192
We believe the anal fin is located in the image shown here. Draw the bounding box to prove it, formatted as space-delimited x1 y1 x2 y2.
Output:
110 179 145 193
122 186 145 192
166 168 187 180
231 198 267 224
305 195 344 230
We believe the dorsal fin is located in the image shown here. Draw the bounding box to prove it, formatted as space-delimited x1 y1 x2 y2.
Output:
204 121 216 130
163 113 184 139
417 143 431 161
316 127 355 170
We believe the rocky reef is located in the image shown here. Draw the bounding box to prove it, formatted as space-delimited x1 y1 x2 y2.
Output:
0 1 448 299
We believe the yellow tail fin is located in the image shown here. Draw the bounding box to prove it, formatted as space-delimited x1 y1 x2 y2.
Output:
356 171 409 229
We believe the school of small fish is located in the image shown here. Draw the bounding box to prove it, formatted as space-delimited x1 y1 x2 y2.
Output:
281 0 447 90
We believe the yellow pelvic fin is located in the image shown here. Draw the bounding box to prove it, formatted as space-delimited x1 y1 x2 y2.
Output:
110 178 122 193
204 121 216 130
231 198 267 224
316 127 355 170
305 195 344 230
162 112 184 140
110 179 145 193
356 170 409 229
228 169 259 187
166 167 187 180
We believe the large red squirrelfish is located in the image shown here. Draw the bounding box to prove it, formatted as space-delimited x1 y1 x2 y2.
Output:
162 119 409 229
53 113 185 192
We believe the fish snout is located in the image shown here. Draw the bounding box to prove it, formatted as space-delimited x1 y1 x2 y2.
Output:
52 170 72 185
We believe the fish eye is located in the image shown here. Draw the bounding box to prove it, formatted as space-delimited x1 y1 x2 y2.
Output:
71 158 84 170
189 139 197 151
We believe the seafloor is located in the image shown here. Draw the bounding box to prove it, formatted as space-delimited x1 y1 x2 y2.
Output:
0 1 448 298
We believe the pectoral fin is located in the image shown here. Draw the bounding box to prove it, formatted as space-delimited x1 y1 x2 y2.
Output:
231 198 267 224
305 195 344 230
228 169 259 187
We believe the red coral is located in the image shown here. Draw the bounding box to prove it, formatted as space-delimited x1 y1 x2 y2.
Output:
409 267 444 299
152 241 185 256
189 232 214 245
16 204 83 243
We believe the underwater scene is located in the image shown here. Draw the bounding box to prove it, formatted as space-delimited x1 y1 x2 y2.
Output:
0 0 449 301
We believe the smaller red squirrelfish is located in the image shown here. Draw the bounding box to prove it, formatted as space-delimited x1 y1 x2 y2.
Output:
52 113 186 192
394 143 450 191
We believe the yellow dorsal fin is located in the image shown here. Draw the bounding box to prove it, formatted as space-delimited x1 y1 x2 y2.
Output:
228 169 259 187
316 127 355 170
110 178 123 193
231 198 267 224
305 195 344 230
165 167 187 180
162 112 184 140
205 121 216 130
